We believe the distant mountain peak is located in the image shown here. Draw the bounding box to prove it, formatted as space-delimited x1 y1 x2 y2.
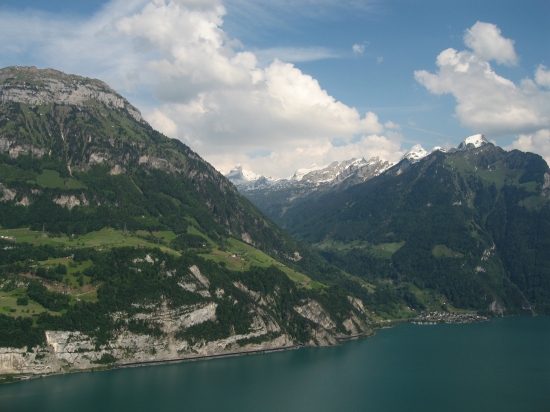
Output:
227 164 263 182
458 134 489 150
226 156 394 194
290 163 325 181
401 144 429 162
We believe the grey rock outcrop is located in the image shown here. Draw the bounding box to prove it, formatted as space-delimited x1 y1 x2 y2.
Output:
0 66 143 123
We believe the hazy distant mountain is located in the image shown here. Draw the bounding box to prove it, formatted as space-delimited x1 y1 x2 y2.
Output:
227 137 491 224
226 156 395 221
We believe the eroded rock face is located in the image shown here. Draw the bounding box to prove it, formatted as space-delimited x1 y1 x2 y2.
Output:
490 300 504 316
241 232 253 244
189 265 210 288
53 194 89 210
0 66 143 123
294 300 336 330
0 138 10 152
8 145 47 159
0 308 293 375
543 173 550 198
0 183 16 202
0 284 370 376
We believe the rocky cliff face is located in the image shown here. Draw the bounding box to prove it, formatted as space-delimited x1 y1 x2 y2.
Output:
0 264 371 376
0 66 144 123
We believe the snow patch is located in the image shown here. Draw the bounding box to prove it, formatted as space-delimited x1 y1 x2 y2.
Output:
458 134 489 150
401 144 429 162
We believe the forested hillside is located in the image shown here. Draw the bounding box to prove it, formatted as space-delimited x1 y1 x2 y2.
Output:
279 144 550 315
0 67 390 377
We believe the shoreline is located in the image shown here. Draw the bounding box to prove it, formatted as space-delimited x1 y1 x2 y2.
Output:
113 344 303 369
0 316 496 385
0 343 305 385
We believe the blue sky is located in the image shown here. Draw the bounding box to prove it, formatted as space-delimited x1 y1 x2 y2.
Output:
0 0 549 177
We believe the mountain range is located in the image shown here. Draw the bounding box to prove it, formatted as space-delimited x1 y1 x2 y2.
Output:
2 66 550 381
226 134 491 221
260 136 550 316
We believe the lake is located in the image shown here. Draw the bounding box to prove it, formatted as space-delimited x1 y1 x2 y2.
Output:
1 316 549 412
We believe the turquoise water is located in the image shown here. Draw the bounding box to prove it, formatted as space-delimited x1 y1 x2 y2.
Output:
1 316 549 412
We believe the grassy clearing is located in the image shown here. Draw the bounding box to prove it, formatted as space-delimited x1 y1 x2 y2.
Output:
370 242 405 259
315 239 370 251
35 169 65 189
279 267 325 289
0 288 60 319
519 196 548 210
315 239 405 259
1 225 324 290
408 283 474 313
196 237 326 289
348 276 376 293
0 228 70 246
152 231 178 243
33 169 85 190
445 155 507 188
65 178 86 189
0 227 178 255
520 181 537 192
432 245 463 258
76 290 98 303
187 226 217 248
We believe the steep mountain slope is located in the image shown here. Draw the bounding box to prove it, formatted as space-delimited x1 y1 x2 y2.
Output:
279 139 550 315
0 66 376 377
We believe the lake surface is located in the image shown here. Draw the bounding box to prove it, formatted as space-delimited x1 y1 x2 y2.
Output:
1 316 549 412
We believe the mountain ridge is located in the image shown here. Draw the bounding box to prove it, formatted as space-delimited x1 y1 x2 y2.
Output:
276 142 550 316
0 66 384 378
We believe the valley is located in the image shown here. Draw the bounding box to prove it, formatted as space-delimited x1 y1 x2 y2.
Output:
1 66 548 384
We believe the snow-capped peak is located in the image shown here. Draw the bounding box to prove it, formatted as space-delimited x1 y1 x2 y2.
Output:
226 165 261 182
290 163 325 181
458 134 488 150
401 144 429 162
431 146 447 153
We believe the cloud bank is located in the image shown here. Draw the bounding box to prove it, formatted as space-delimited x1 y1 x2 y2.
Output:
415 21 550 160
0 0 401 177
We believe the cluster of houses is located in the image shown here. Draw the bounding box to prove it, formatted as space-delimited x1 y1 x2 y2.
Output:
0 235 15 240
414 311 488 324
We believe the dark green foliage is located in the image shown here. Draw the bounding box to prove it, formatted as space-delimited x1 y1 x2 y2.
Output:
277 145 550 314
35 266 63 282
26 280 70 311
16 297 28 306
127 320 163 337
0 314 45 348
319 248 396 281
92 353 117 364
0 239 65 264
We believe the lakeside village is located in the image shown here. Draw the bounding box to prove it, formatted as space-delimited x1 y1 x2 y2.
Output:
375 311 489 329
412 311 488 325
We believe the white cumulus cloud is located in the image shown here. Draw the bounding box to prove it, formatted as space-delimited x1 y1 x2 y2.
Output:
352 44 365 54
0 0 400 177
463 21 518 66
536 65 550 88
415 22 550 137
